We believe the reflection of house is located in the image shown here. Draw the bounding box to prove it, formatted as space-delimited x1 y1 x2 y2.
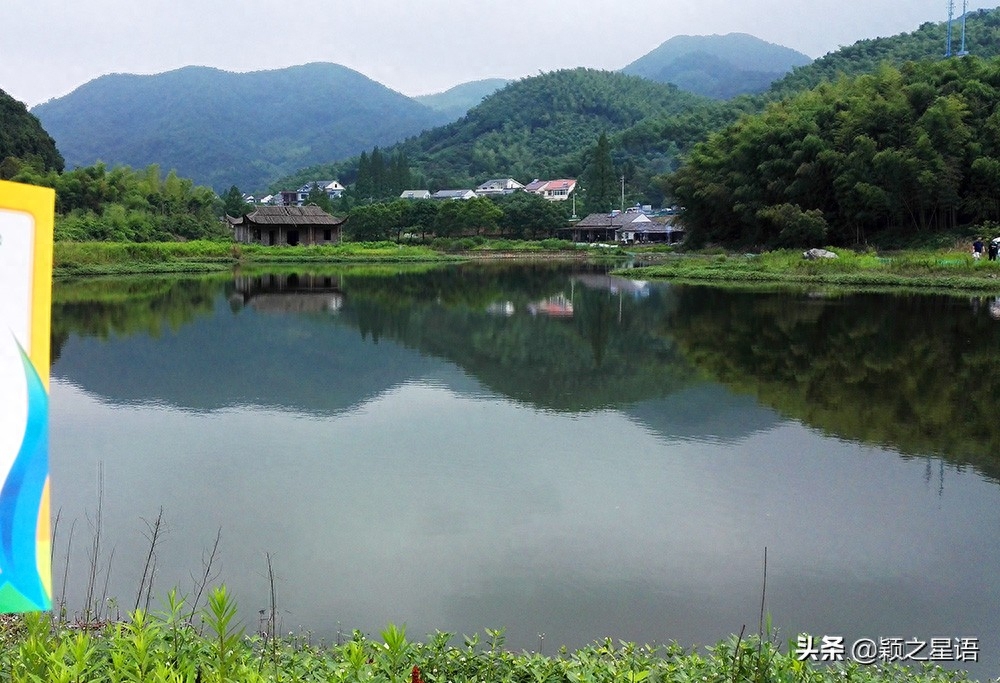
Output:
227 205 345 246
528 293 574 317
475 178 524 196
525 178 576 201
400 190 432 200
431 189 478 200
572 273 650 298
232 273 345 314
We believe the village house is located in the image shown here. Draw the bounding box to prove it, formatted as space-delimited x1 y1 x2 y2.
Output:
227 205 345 246
475 178 525 196
294 180 345 204
524 179 577 201
431 189 478 200
560 209 683 244
400 190 432 200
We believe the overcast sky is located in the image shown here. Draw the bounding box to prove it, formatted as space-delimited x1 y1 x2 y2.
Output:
2 0 994 108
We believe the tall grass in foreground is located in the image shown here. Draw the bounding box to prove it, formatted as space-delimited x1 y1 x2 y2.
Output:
0 587 976 683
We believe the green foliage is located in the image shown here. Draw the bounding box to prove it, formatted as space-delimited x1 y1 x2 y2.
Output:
583 133 617 212
671 57 1000 247
0 605 976 683
222 185 250 217
0 88 63 173
770 8 1000 96
11 162 228 242
277 68 716 200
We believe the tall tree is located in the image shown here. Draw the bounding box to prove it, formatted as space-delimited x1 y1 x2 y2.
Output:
222 185 249 216
583 133 617 212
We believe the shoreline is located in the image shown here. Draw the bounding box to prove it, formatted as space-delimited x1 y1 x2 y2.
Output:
51 241 1000 294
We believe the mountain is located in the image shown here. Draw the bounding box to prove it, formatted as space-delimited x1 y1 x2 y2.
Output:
415 79 512 120
621 33 811 99
281 68 714 193
770 7 1000 95
0 87 63 172
31 63 451 192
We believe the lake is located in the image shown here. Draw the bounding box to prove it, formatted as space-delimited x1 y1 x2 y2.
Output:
48 262 1000 678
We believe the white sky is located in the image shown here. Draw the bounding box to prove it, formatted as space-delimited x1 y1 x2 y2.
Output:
1 0 993 108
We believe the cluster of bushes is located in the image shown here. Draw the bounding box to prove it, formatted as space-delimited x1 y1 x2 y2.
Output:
1 587 974 682
670 57 1000 248
3 158 228 242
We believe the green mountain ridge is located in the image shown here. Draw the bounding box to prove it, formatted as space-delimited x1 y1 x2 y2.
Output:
31 63 451 193
415 79 512 120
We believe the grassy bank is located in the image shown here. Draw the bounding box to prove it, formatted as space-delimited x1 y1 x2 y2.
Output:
620 249 1000 292
1 589 976 683
52 241 451 277
52 240 598 276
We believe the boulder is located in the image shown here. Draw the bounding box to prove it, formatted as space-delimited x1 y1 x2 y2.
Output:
803 248 838 260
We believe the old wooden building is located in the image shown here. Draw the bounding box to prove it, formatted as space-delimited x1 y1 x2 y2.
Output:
227 205 345 246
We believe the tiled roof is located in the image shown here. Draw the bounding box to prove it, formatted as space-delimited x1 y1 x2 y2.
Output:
240 205 343 225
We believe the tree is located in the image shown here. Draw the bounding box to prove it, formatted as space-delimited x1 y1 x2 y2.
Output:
583 133 617 212
222 185 249 217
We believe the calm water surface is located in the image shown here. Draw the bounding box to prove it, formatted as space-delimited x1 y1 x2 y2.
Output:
48 264 1000 678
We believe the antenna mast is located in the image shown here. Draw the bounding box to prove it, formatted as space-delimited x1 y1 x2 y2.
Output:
945 0 954 57
958 0 969 55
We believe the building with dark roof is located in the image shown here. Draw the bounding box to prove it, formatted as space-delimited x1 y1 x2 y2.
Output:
227 205 345 246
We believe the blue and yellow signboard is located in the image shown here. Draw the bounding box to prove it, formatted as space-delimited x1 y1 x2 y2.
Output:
0 180 54 612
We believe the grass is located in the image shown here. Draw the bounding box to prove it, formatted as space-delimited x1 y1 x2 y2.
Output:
51 239 595 276
0 594 978 683
619 248 1000 293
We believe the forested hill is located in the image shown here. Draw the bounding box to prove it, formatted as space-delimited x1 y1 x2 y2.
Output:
31 63 451 193
0 88 63 172
415 79 512 120
670 57 1000 248
771 6 1000 95
282 68 714 194
622 33 811 99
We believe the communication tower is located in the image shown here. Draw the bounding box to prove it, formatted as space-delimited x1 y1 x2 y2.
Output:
946 0 971 57
945 0 954 56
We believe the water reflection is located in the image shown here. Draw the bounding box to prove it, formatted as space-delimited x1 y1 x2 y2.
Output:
668 286 1000 480
47 266 1000 678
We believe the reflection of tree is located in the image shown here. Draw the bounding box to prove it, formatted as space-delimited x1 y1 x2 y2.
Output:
337 266 692 410
574 287 616 367
51 265 695 413
50 276 227 362
669 286 1000 481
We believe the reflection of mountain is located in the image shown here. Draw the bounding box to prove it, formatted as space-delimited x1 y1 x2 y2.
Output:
669 286 1000 481
52 296 450 415
623 384 781 444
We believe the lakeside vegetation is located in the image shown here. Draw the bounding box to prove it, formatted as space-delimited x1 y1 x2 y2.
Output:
0 593 977 683
51 239 601 276
623 248 1000 292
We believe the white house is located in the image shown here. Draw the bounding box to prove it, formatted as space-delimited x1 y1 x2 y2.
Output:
295 180 346 205
400 190 432 200
524 179 577 201
431 189 478 200
475 178 524 196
